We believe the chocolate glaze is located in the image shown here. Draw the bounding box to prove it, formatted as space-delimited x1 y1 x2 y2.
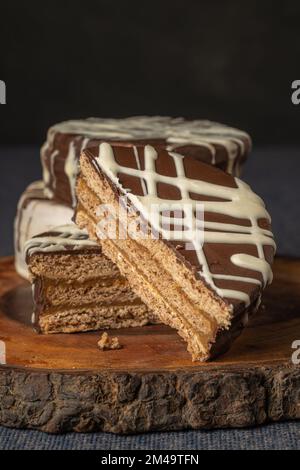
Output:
42 117 251 206
81 144 275 320
25 226 101 260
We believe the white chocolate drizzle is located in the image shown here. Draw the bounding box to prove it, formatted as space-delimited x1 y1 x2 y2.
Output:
50 150 59 189
40 142 53 198
42 117 251 202
94 143 275 307
25 225 98 257
65 142 77 208
14 182 74 280
65 138 90 207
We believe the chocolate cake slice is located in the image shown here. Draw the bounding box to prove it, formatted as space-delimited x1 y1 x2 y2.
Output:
25 225 152 334
41 117 251 206
75 143 276 361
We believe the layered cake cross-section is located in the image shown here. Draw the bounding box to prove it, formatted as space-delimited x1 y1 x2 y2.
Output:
75 143 276 361
25 225 152 334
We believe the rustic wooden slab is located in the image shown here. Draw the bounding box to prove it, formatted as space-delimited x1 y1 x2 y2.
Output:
0 256 299 434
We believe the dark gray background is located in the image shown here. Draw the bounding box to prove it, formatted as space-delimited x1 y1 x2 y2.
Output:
1 0 300 145
0 1 299 256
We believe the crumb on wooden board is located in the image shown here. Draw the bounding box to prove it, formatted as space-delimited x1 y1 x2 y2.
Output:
97 332 122 351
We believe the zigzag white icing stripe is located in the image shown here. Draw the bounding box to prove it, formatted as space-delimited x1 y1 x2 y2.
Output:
25 225 97 256
45 117 250 198
94 143 275 306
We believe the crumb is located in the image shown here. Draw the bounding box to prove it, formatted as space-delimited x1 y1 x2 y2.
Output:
97 332 122 351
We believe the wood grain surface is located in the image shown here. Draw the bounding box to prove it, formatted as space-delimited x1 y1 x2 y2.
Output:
0 256 299 433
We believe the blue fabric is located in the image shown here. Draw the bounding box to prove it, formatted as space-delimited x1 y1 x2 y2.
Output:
0 423 299 450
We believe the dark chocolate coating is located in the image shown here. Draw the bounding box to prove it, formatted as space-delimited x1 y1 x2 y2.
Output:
82 143 275 319
42 118 251 206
